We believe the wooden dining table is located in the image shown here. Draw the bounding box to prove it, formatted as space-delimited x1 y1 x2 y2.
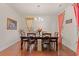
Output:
20 36 58 51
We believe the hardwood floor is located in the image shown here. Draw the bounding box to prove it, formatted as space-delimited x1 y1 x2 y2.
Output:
0 41 76 56
58 45 76 56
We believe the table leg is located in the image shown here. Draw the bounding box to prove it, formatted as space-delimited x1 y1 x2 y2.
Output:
56 39 58 51
21 39 23 50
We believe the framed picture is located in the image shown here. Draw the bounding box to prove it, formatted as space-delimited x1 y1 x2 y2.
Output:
7 18 17 30
66 19 72 24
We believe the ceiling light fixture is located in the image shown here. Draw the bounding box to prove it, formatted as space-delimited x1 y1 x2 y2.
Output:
34 17 44 21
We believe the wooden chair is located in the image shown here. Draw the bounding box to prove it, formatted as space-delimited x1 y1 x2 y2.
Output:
27 33 36 53
20 31 27 50
42 33 51 51
50 32 58 51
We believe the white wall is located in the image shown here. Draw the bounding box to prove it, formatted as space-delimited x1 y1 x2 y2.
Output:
24 15 58 36
49 16 58 34
0 4 24 51
62 5 78 52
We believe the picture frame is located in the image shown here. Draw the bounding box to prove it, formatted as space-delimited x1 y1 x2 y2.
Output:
66 19 72 24
7 18 17 30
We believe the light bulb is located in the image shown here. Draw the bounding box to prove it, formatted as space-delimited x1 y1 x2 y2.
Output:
34 17 37 21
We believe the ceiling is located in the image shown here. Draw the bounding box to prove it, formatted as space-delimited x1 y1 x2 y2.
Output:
7 3 72 16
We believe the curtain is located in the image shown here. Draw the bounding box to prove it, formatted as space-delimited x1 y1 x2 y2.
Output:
73 3 79 55
58 12 65 48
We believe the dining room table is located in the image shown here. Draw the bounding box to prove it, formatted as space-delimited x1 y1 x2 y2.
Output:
20 36 58 51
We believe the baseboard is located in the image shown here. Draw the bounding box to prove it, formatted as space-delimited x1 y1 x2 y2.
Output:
0 39 20 52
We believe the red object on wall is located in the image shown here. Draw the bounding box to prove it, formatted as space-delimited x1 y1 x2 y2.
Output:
58 12 65 49
73 3 79 55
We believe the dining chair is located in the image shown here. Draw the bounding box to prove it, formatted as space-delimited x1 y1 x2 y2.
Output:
20 30 27 50
42 33 51 51
50 32 58 51
27 33 36 53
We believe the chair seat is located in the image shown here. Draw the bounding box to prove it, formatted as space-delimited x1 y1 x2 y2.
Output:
50 39 56 41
